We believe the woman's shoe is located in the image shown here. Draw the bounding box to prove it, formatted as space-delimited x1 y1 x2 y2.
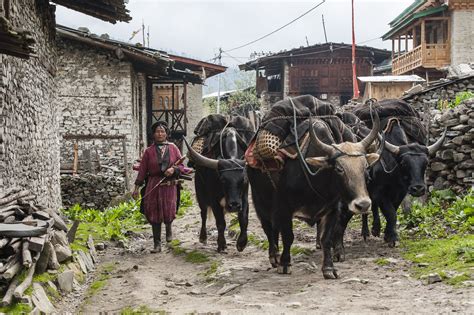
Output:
151 243 162 253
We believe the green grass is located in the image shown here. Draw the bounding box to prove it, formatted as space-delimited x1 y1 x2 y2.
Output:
203 261 221 278
168 240 209 264
177 188 193 219
401 234 474 286
0 303 33 314
290 245 313 256
399 189 473 239
438 91 474 110
375 258 390 266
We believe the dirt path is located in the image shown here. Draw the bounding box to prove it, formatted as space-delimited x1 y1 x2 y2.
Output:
65 184 473 314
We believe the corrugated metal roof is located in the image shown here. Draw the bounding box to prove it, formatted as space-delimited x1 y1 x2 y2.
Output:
358 75 426 83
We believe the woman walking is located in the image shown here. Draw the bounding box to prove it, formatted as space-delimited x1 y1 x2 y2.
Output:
133 121 184 253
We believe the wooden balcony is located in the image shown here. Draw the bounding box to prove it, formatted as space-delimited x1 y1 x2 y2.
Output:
392 43 450 75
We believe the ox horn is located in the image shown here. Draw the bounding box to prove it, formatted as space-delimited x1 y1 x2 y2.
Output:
183 137 218 170
428 127 447 156
358 108 380 150
309 119 336 156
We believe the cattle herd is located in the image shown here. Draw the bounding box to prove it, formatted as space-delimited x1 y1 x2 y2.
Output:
184 95 446 279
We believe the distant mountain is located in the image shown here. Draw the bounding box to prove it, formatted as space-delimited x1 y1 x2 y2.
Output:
204 66 255 95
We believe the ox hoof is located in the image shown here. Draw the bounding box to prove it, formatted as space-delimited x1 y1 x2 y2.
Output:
322 267 338 279
269 256 280 268
236 236 248 252
371 227 381 238
277 265 292 274
199 238 207 245
333 252 345 262
384 234 399 247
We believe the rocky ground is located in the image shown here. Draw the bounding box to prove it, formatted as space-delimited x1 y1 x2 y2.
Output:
58 184 473 314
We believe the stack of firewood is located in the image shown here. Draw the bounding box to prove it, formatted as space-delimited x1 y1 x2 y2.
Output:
0 188 72 306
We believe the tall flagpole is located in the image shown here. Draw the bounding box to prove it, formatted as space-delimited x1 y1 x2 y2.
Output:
351 0 360 100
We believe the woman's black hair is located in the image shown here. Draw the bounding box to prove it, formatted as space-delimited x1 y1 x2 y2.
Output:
151 121 169 134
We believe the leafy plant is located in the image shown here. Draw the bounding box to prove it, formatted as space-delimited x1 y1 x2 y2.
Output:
63 199 146 241
438 91 474 110
398 189 473 238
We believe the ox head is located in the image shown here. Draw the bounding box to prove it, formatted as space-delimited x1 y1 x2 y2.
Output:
382 128 446 197
184 138 247 213
305 114 382 214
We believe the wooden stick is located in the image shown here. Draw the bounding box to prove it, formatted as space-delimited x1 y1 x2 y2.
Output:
0 204 20 213
0 190 30 206
35 241 51 274
22 241 32 268
3 260 22 280
67 220 80 243
47 242 60 270
0 238 10 249
13 252 39 299
1 273 20 306
0 253 19 273
0 187 21 200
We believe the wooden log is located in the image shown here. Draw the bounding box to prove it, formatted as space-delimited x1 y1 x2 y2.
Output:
67 220 80 243
35 241 51 274
14 208 26 217
22 241 32 268
1 273 20 306
0 187 21 200
0 190 30 206
45 209 68 232
7 238 21 253
47 242 60 270
3 260 22 280
32 211 50 221
0 238 10 249
52 230 68 247
13 252 39 299
0 253 19 273
0 204 20 213
29 235 46 253
0 211 16 220
3 216 16 223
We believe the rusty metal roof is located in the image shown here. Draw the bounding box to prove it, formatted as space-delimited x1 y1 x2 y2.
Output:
51 0 131 24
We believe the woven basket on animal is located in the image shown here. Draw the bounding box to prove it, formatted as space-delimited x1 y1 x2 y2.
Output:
190 114 255 158
253 95 335 160
352 99 427 144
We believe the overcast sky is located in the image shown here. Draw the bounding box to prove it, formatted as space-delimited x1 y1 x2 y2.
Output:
56 0 413 67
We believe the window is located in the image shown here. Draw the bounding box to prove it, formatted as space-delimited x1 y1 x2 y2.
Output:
164 97 169 109
159 97 163 109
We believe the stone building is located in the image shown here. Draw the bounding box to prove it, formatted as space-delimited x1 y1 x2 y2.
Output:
383 0 474 79
240 43 391 106
0 0 130 211
54 25 225 208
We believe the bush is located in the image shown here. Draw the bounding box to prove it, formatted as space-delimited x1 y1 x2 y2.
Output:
438 91 474 110
399 189 474 238
63 199 146 241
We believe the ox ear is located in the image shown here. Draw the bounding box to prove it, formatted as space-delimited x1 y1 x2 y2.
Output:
366 153 380 167
305 157 330 168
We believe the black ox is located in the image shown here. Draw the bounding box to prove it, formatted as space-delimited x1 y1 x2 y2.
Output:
337 101 446 249
184 117 253 252
247 109 381 279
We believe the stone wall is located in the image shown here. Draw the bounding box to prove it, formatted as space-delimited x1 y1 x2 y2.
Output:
451 10 474 65
405 77 474 192
0 0 61 210
185 83 204 147
426 98 474 192
54 39 148 208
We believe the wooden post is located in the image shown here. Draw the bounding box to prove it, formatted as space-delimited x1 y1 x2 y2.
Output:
405 33 408 52
413 26 417 47
183 82 187 135
421 19 426 63
398 36 401 57
73 142 78 175
391 39 395 59
122 137 129 190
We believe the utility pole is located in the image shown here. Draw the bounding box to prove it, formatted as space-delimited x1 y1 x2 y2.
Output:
216 48 222 114
305 36 309 46
322 14 328 43
147 26 150 48
142 20 145 47
351 0 360 100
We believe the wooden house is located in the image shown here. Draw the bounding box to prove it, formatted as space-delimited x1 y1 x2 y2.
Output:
240 43 391 106
358 75 426 102
382 0 474 79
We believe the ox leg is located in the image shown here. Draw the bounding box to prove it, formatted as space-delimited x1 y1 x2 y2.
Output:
380 201 398 247
333 208 352 262
236 203 249 252
260 218 280 267
198 205 208 244
371 203 381 237
277 216 293 275
320 212 339 279
361 214 369 241
213 206 227 252
315 220 321 249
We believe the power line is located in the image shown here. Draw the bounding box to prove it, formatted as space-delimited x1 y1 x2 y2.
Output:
223 0 326 53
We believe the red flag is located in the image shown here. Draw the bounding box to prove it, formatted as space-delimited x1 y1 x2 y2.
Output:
352 0 360 100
